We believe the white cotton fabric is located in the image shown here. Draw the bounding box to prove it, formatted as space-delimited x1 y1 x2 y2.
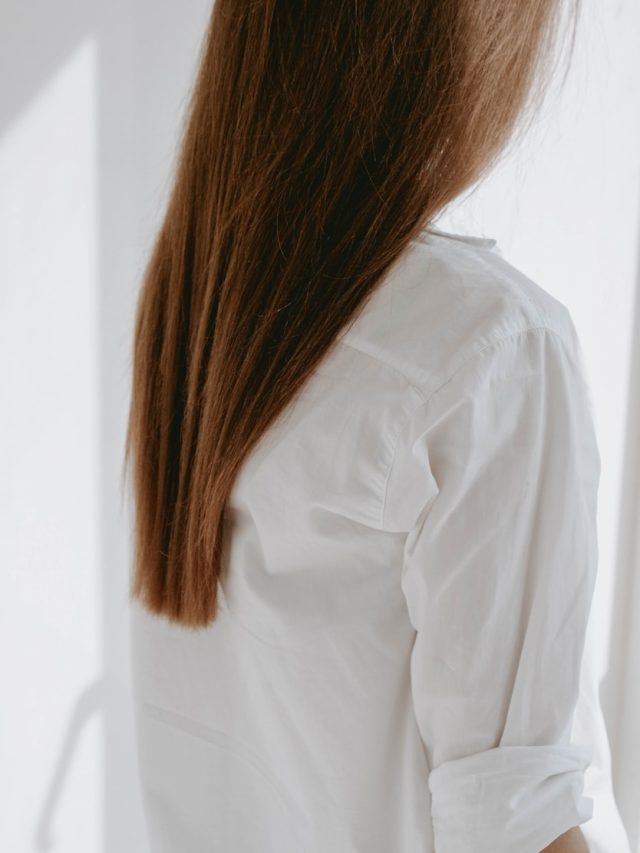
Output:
129 226 631 853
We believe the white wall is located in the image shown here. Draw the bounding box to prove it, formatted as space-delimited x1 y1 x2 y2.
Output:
0 35 102 853
1 0 638 850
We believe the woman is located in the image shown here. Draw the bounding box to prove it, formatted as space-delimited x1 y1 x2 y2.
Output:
124 1 627 851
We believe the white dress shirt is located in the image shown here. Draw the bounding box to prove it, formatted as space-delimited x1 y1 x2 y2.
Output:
129 226 631 852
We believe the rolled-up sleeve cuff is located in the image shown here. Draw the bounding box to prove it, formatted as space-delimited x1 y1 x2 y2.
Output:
428 743 594 853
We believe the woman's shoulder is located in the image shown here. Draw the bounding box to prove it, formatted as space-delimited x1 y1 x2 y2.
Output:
337 225 579 402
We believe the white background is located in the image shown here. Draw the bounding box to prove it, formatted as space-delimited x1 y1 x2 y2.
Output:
1 1 638 850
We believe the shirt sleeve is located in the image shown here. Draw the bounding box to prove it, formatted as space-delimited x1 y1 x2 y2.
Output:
387 322 600 853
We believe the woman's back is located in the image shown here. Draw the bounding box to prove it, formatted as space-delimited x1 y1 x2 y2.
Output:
129 227 629 852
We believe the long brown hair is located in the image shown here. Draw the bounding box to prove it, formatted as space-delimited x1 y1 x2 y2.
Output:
123 0 579 628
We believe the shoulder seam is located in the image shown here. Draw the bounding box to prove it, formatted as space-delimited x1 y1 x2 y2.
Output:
340 301 563 409
419 322 573 405
380 322 575 529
